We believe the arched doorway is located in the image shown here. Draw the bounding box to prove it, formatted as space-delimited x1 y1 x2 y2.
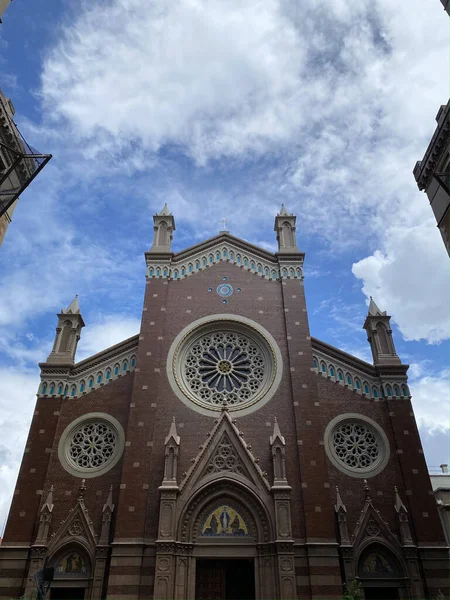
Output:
48 545 92 600
357 543 407 600
173 482 277 600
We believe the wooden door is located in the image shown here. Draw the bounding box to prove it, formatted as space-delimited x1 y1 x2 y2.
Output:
195 560 226 600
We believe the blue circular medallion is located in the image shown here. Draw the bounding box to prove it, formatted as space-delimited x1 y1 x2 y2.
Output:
217 283 233 298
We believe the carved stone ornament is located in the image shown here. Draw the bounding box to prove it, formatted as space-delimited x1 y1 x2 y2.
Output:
157 557 170 572
30 547 47 559
403 547 418 559
69 519 83 536
275 542 294 554
340 547 354 559
365 519 381 537
280 558 293 572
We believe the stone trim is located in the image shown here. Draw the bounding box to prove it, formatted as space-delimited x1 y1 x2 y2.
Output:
324 414 390 479
166 314 283 417
311 338 409 400
58 412 125 479
38 336 139 399
146 237 304 282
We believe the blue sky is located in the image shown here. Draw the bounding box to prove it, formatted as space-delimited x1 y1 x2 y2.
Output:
0 0 449 528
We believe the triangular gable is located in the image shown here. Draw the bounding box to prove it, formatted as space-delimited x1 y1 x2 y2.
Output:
145 232 304 282
47 494 97 558
351 496 400 550
179 410 271 497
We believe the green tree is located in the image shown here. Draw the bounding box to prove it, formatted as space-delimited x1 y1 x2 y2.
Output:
343 580 364 600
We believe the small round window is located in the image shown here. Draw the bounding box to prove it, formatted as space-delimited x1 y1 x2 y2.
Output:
58 413 125 478
324 414 389 478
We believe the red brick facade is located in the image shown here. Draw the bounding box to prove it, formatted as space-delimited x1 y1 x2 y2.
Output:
0 215 448 600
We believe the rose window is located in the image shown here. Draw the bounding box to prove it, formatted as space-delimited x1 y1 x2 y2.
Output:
172 321 278 412
332 422 380 470
68 422 117 469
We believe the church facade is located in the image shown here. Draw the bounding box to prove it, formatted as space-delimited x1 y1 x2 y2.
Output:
0 206 448 600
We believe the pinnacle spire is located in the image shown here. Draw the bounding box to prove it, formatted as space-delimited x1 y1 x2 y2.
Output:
165 417 180 445
41 485 54 513
394 486 408 513
334 486 347 513
278 204 290 216
368 296 386 317
158 203 171 216
103 485 115 513
270 417 285 445
62 295 80 315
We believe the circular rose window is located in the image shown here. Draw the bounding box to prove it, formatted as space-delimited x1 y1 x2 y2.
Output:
167 315 282 415
58 413 125 478
324 414 390 478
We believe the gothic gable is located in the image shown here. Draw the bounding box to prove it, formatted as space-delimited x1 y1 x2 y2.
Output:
46 489 97 560
179 410 271 498
145 232 304 282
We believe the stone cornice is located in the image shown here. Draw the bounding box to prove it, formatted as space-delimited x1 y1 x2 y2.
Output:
173 232 278 262
311 337 377 377
38 334 139 399
414 99 450 190
145 235 304 282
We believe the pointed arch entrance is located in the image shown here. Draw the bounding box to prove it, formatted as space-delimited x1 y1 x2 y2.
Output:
357 543 407 600
174 480 277 600
154 411 296 600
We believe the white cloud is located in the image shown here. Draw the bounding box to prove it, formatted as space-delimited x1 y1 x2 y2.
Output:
409 369 450 433
77 314 141 361
0 368 39 530
352 220 450 343
41 0 308 165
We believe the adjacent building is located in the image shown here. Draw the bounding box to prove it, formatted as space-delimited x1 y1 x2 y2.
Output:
414 100 450 257
430 465 450 545
0 0 12 22
0 88 51 246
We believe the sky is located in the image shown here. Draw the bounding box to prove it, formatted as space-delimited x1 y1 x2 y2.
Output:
0 0 449 531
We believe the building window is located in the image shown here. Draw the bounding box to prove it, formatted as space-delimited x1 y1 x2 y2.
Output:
58 413 125 478
123 361 128 371
88 378 93 389
58 384 63 395
79 382 85 393
50 385 55 395
338 371 343 381
321 362 326 373
167 316 282 416
364 383 369 395
106 369 111 380
313 358 318 368
71 386 76 397
41 383 47 395
355 379 361 389
386 385 392 397
114 365 119 375
329 367 335 377
97 373 103 384
324 414 390 478
373 387 378 398
131 357 136 367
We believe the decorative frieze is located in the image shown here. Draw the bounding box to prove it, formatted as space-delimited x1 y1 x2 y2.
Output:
38 336 138 399
146 238 304 282
311 338 409 400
